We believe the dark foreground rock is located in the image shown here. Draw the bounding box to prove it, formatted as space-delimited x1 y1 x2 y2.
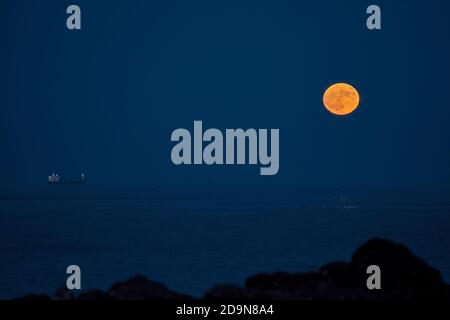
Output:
106 275 191 300
351 238 446 300
16 238 450 300
76 275 192 300
205 238 450 300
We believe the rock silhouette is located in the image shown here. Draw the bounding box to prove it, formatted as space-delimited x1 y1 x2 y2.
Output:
16 238 450 300
107 275 191 300
351 238 446 299
207 238 449 300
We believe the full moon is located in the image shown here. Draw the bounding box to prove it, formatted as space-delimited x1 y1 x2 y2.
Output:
323 83 360 116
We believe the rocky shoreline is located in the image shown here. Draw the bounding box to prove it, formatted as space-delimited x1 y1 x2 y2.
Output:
18 238 450 300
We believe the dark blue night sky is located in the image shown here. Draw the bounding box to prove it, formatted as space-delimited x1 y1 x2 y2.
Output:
1 0 450 190
2 0 450 302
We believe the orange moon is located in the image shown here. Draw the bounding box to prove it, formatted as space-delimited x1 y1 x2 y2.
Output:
323 83 360 116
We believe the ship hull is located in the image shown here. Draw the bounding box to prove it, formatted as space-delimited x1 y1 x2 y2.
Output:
48 179 87 184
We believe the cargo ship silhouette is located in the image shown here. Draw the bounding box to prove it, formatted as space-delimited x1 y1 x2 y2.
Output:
48 172 87 184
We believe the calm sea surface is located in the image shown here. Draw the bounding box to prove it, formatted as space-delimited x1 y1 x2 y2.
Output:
0 187 449 299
